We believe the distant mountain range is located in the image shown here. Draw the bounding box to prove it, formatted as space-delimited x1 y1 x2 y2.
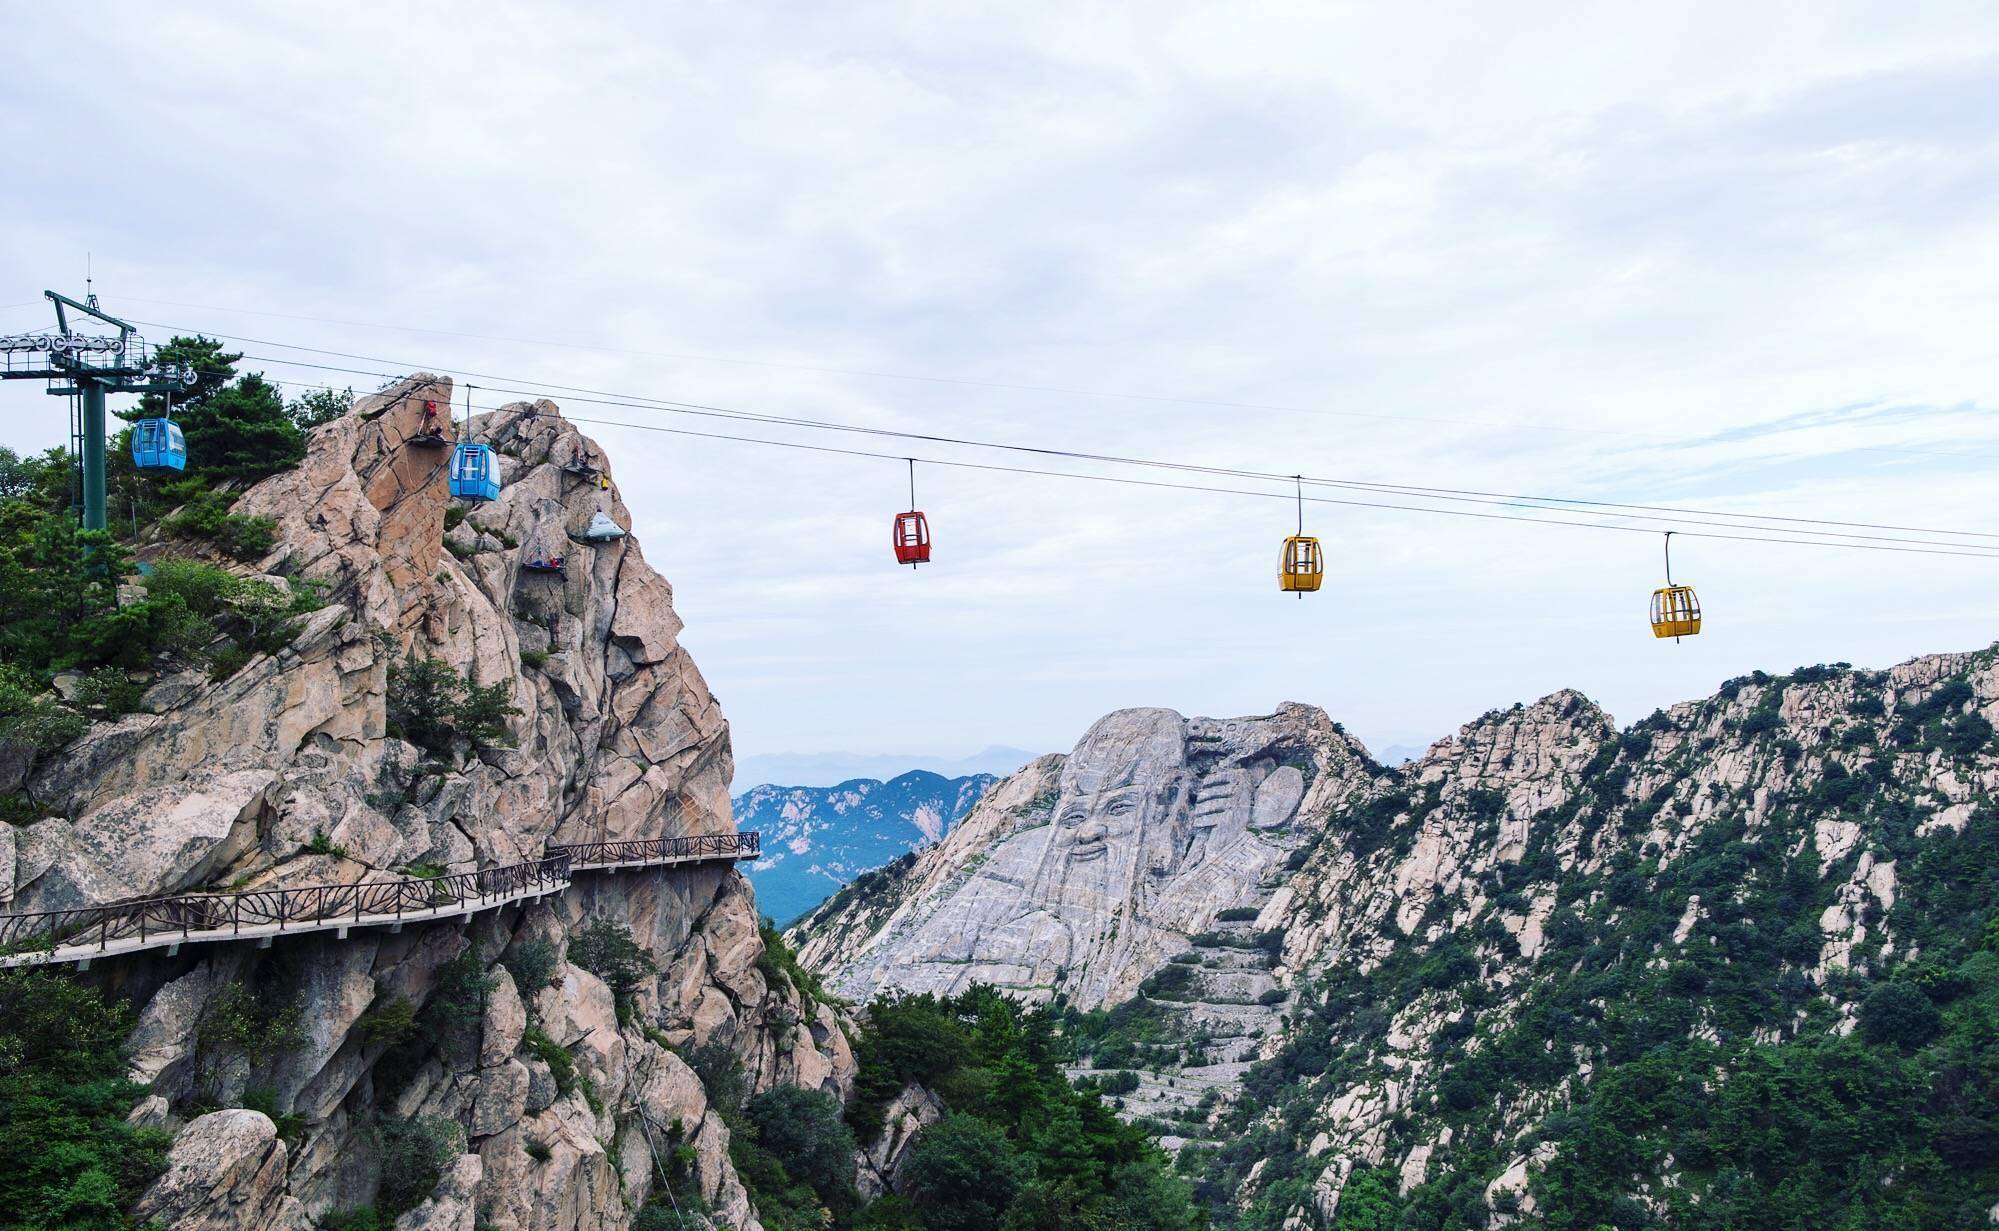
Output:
736 770 999 924
731 746 1032 790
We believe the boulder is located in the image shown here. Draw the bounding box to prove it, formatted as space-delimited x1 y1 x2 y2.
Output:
132 1109 313 1231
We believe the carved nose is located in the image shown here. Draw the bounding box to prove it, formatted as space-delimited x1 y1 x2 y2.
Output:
1074 821 1106 844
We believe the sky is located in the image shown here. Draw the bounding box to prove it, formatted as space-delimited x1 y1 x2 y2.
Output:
4 3 1999 772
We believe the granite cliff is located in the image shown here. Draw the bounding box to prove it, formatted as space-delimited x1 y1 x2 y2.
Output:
3 378 852 1231
795 656 1999 1228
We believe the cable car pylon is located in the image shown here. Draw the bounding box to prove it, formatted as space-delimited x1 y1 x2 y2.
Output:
1649 531 1702 641
1279 475 1323 596
893 458 931 567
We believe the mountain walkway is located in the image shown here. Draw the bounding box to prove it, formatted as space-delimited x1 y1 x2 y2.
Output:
0 830 760 970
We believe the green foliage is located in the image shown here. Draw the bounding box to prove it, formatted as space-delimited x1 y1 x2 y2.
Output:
0 969 170 1228
69 666 143 719
199 975 308 1058
129 338 304 483
901 1114 1030 1231
288 385 354 431
0 663 86 755
502 936 560 1001
1214 907 1262 923
157 486 279 560
374 1115 464 1218
682 1040 748 1117
1195 661 1999 1231
386 651 520 754
567 918 655 1025
305 828 350 858
519 647 549 670
420 952 497 1042
745 1085 861 1219
1857 979 1943 1048
521 1026 579 1095
354 996 420 1050
757 920 830 1009
846 986 1200 1231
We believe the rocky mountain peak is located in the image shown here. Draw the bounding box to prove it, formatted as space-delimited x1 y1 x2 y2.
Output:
3 377 851 1231
793 701 1377 1011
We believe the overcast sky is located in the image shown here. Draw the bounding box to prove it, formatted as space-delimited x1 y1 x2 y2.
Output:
5 3 1999 770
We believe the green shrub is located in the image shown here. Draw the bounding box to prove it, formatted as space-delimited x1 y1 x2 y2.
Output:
1858 980 1942 1048
521 1026 578 1094
305 828 349 858
745 1085 860 1218
443 506 465 532
681 1040 748 1118
70 667 144 718
386 651 520 754
568 918 655 1025
355 996 420 1050
519 648 549 670
502 937 560 1001
1215 906 1262 923
757 920 830 1008
0 968 171 1226
374 1115 464 1217
1257 988 1287 1006
288 385 354 431
0 664 86 753
420 953 497 1042
901 1114 1031 1231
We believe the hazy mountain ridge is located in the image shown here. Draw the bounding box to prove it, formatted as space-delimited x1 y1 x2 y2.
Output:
737 770 997 923
795 650 1999 1228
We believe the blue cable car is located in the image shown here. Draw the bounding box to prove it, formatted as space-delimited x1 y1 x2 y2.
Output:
130 419 188 471
448 443 501 502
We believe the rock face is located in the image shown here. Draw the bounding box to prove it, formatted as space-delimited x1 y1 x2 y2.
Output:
793 704 1378 1010
799 652 1999 1226
12 379 851 1230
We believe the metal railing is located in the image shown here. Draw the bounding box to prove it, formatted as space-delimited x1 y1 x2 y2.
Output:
0 830 762 965
0 854 573 964
552 830 760 868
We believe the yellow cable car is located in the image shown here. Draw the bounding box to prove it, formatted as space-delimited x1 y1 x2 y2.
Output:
1649 533 1701 640
1278 477 1323 595
1281 535 1323 593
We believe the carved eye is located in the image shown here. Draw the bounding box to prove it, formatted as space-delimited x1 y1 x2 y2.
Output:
1058 805 1090 827
1103 797 1138 816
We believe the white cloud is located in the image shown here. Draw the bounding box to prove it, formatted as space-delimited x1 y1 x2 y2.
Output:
4 1 1998 763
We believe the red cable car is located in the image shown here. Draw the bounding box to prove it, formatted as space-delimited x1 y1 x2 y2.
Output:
892 460 931 567
893 510 931 566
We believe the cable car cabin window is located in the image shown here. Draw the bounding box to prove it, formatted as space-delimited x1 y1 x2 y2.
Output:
449 443 502 502
130 419 187 471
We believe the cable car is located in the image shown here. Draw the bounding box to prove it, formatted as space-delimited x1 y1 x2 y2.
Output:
1277 477 1321 595
893 511 931 566
449 443 501 502
1280 536 1322 593
447 385 501 501
578 511 626 542
130 418 187 472
1650 532 1701 640
892 460 931 567
523 554 565 574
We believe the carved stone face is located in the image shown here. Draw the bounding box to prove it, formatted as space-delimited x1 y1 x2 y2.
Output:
1024 709 1191 916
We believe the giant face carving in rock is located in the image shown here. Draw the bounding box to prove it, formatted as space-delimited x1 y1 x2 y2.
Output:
819 704 1330 1011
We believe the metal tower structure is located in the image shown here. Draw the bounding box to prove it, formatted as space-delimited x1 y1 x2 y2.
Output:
0 290 195 529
